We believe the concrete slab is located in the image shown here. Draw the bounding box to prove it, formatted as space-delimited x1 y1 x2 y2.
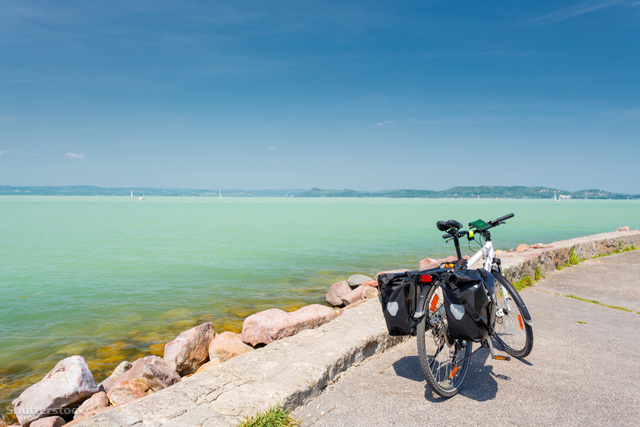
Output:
292 251 640 427
534 250 640 313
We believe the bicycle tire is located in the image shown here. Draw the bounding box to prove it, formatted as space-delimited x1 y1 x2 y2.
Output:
417 284 472 398
492 270 534 358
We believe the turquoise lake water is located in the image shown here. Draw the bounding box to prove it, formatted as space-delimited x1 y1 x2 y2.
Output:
1 196 638 411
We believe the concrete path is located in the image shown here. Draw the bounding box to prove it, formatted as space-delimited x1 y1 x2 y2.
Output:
293 250 640 427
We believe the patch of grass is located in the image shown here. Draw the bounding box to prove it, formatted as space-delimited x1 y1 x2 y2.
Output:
593 243 637 259
513 275 534 291
569 248 582 266
576 321 588 325
238 405 300 427
565 294 639 314
534 265 545 281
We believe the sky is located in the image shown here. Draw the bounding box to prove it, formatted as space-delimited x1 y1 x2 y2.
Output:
1 0 639 193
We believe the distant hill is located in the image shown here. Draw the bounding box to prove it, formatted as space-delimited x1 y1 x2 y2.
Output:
296 186 639 200
0 186 306 197
1 185 637 199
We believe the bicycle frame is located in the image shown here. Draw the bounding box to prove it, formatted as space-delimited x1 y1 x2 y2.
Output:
466 239 495 273
413 232 499 320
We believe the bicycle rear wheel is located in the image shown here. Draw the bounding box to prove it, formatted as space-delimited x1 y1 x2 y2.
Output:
417 284 472 398
492 271 534 358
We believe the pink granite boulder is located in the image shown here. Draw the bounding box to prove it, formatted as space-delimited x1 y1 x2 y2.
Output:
517 244 530 252
163 322 216 376
325 280 351 306
289 304 337 329
347 274 373 289
241 304 337 346
342 284 367 305
98 360 132 394
142 363 181 392
107 378 150 406
362 285 379 300
11 355 98 426
73 391 109 420
208 331 254 363
30 416 66 427
106 356 166 405
617 226 631 232
419 257 439 270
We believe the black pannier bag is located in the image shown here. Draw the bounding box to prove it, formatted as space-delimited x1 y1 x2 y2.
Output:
377 271 417 336
442 269 496 342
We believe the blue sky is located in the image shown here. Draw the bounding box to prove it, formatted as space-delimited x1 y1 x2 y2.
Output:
1 0 639 193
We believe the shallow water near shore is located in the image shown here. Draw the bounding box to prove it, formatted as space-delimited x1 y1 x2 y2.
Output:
1 196 638 415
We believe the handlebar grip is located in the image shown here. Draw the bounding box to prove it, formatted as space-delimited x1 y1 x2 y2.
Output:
496 213 514 223
443 233 452 239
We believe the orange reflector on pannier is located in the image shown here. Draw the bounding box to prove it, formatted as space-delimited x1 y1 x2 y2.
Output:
449 366 459 378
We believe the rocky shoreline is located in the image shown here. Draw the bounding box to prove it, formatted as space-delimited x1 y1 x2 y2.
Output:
3 227 639 427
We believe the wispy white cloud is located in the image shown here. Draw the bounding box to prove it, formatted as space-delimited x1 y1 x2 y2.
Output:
65 152 85 159
374 120 395 127
268 146 276 150
173 113 191 122
519 0 632 27
0 151 4 155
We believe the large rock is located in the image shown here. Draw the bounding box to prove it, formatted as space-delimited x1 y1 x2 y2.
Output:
107 378 150 406
98 360 132 394
325 280 351 306
517 244 530 252
241 304 338 346
362 285 379 300
289 304 337 331
419 257 439 270
341 284 367 305
142 363 181 392
163 322 216 376
193 358 221 375
617 226 631 232
73 391 109 420
12 355 98 426
30 416 66 427
106 356 165 405
347 274 373 289
208 331 253 363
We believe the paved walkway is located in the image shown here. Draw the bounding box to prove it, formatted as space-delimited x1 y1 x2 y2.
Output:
293 250 640 427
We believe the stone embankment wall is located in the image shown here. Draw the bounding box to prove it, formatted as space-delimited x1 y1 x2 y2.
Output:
498 229 640 282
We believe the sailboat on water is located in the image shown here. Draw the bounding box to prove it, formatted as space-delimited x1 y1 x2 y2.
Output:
219 189 223 199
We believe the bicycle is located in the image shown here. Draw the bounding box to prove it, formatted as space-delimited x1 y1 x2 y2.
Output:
413 213 534 397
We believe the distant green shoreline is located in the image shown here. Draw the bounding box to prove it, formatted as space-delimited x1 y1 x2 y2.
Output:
0 185 638 199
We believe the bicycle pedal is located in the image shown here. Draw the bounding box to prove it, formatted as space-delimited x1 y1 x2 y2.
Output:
492 355 511 361
485 338 511 361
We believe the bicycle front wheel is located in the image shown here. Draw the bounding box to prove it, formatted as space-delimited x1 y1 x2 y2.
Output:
492 271 534 358
417 284 472 398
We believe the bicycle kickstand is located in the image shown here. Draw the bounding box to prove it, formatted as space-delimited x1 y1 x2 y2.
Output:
483 339 511 361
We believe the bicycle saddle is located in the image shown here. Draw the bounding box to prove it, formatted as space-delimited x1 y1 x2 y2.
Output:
436 220 463 232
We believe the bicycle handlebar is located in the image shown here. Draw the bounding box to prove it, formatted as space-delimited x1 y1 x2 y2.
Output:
439 213 514 240
490 213 514 226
